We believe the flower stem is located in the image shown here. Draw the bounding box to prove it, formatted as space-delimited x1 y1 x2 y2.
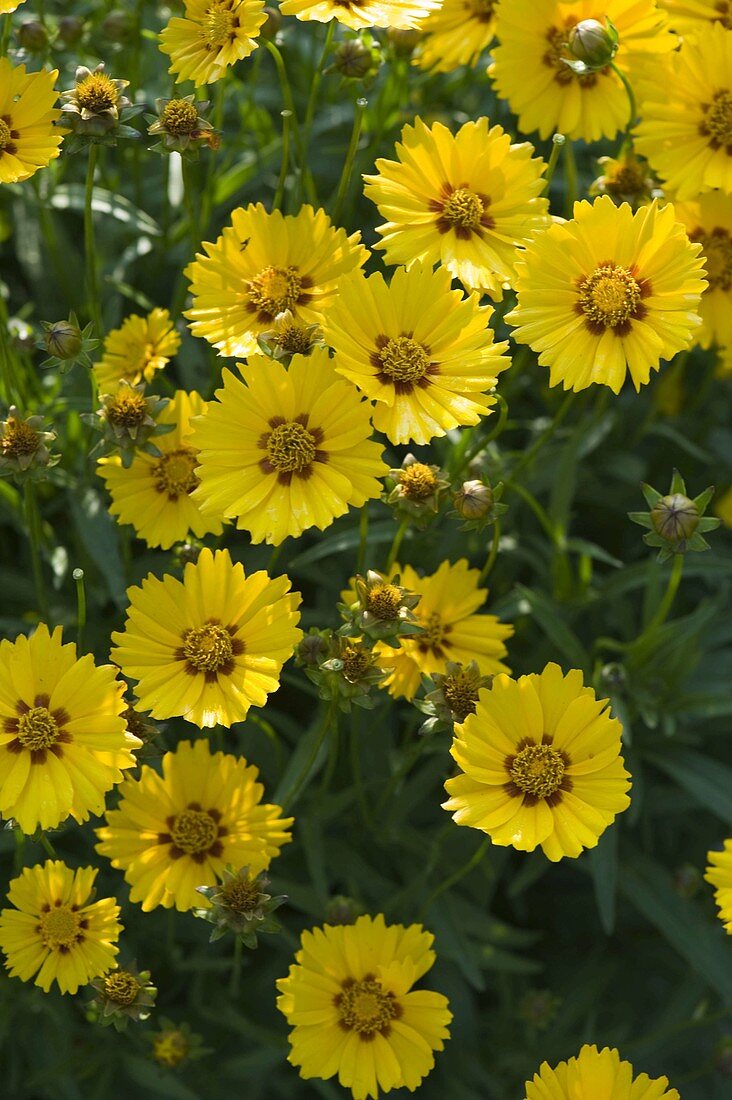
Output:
479 522 501 583
563 140 578 217
640 553 684 639
611 61 637 150
542 133 566 196
24 482 49 621
38 832 57 859
84 145 103 339
229 935 243 998
385 518 409 573
282 704 337 810
73 568 86 653
332 97 367 225
272 110 293 213
511 392 575 480
419 835 491 918
356 504 369 575
0 17 10 58
299 22 336 202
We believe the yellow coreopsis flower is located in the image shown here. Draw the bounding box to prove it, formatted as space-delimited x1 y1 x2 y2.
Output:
491 0 676 143
190 349 387 545
524 1044 679 1099
673 193 732 349
0 861 121 995
443 663 631 861
93 308 180 392
507 196 707 393
363 117 550 298
0 1 27 11
414 0 498 72
276 914 452 1100
0 61 64 185
159 0 267 88
97 389 225 550
279 0 439 30
706 840 732 932
96 738 292 911
658 0 732 36
111 547 302 728
185 203 368 357
635 23 732 200
325 261 509 446
372 560 513 700
0 624 140 834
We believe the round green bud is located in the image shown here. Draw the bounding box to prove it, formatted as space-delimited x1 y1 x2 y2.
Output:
44 320 83 361
100 11 135 44
260 6 282 38
650 493 700 543
453 479 493 520
58 16 85 46
332 41 379 81
568 19 618 69
17 20 49 52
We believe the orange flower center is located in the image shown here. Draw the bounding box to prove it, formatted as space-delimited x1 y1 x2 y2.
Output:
577 264 642 330
2 417 40 458
161 99 199 135
17 706 60 750
153 447 200 498
442 668 482 722
220 875 262 914
509 744 566 799
377 336 429 385
0 118 11 150
170 808 220 854
106 390 148 428
400 462 438 500
40 905 83 951
341 645 371 683
247 265 303 318
182 623 234 672
366 583 403 620
266 420 317 473
421 612 445 650
335 976 401 1039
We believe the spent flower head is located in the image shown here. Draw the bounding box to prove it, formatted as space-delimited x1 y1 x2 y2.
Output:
317 636 391 711
590 150 659 209
39 312 98 371
149 1019 207 1070
339 569 422 644
630 470 720 561
83 381 172 468
384 454 449 526
88 963 157 1030
257 310 324 362
148 96 219 157
60 63 140 148
0 406 59 481
122 695 162 761
415 660 492 735
194 866 286 948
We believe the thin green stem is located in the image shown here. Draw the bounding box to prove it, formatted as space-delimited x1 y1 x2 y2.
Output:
272 110 293 213
181 156 200 255
229 935 243 998
639 553 684 639
332 97 367 225
385 518 409 573
455 395 510 475
611 61 637 150
84 146 103 338
38 832 57 859
503 478 556 542
356 505 368 575
24 482 49 621
263 40 307 191
350 711 374 829
73 568 86 653
0 16 10 58
563 140 578 218
282 704 337 810
541 133 566 196
479 522 501 583
511 392 575 480
303 22 335 148
13 827 25 875
419 835 491 918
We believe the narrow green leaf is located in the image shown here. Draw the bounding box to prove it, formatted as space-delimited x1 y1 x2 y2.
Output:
515 584 588 670
647 749 732 826
588 825 618 934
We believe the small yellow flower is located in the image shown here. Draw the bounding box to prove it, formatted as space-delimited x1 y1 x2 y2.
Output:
96 738 292 911
444 663 631 861
0 861 121 995
414 0 498 72
706 840 732 932
93 308 180 392
279 0 439 30
524 1043 679 1099
672 192 732 348
159 0 267 87
0 60 64 184
277 914 452 1099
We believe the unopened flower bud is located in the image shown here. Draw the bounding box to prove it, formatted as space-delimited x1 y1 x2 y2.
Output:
43 319 83 361
295 629 331 668
650 493 700 543
100 11 135 44
325 895 362 925
674 863 702 900
331 39 380 81
260 6 282 38
58 15 85 47
454 479 493 520
17 20 49 52
568 18 619 70
386 29 421 57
